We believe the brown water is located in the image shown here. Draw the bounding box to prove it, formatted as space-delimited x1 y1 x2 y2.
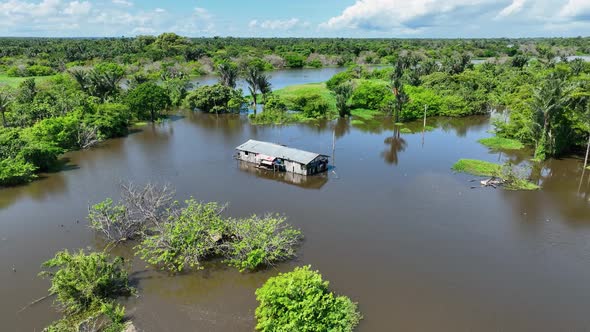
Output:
2 112 590 331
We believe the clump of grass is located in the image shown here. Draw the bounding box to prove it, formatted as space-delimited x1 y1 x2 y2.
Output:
350 119 365 126
350 108 381 121
478 137 524 150
452 159 539 191
399 128 412 134
133 121 148 127
424 125 435 132
394 122 404 126
452 159 501 177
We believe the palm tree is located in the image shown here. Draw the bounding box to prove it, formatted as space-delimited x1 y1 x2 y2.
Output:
244 65 260 110
258 73 272 104
334 83 353 117
530 76 567 159
217 62 238 89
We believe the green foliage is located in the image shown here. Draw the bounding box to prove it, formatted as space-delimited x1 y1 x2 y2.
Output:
86 103 131 138
185 84 245 113
334 83 354 117
39 250 132 314
0 156 36 186
135 199 229 272
250 95 292 125
452 159 501 177
125 82 171 121
135 197 303 272
403 85 443 121
284 53 306 68
350 79 393 111
326 71 354 91
255 265 362 332
224 214 302 272
293 94 331 119
499 163 540 191
40 250 132 332
478 137 524 150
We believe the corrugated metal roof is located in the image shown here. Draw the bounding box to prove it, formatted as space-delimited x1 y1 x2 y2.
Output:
236 140 326 165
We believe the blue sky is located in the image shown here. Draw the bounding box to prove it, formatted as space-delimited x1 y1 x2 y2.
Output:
0 0 589 37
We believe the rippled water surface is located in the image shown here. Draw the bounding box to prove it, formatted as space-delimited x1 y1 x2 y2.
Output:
2 68 590 331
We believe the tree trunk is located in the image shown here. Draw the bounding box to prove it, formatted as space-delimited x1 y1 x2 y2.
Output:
150 109 155 122
584 133 590 170
1 111 6 128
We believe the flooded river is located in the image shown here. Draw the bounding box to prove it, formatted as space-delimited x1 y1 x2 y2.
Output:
2 69 590 331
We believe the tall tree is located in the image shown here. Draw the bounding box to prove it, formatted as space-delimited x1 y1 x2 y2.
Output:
334 83 353 117
530 75 568 159
243 65 271 112
390 59 409 122
217 62 239 89
125 82 171 122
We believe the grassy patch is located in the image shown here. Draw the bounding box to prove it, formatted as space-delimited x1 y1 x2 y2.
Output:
394 122 404 126
452 159 539 191
132 121 148 127
0 74 55 87
273 83 336 112
350 119 365 126
452 159 501 177
350 108 381 121
400 128 412 134
478 137 524 150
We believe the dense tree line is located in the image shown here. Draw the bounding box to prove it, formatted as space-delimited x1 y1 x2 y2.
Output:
1 34 588 77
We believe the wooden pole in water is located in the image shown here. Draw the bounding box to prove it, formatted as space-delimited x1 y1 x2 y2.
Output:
332 126 336 166
423 104 428 128
584 133 590 170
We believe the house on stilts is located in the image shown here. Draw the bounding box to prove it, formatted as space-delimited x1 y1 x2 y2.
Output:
235 140 329 175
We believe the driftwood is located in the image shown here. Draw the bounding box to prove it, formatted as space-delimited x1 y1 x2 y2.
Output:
479 177 504 188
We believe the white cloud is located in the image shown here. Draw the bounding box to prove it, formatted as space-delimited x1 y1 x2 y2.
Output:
320 0 508 32
559 0 590 18
111 0 132 7
249 18 309 30
496 0 526 18
168 7 215 35
63 1 91 16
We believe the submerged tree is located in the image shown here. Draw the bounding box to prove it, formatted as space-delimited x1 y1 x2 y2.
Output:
217 61 239 89
125 82 171 122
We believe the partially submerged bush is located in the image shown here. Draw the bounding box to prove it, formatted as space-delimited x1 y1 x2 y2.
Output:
452 159 539 190
39 249 133 332
89 184 303 272
255 265 362 332
225 214 302 272
88 183 175 243
135 199 228 272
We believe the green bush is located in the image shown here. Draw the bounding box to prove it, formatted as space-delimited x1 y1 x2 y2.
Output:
326 71 354 91
184 84 244 113
350 80 393 111
255 266 362 332
0 157 36 186
86 103 130 138
293 94 330 119
135 199 229 272
39 250 132 314
284 53 306 68
224 214 302 272
403 85 443 121
39 250 132 332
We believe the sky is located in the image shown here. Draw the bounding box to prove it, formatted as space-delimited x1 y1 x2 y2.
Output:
0 0 589 38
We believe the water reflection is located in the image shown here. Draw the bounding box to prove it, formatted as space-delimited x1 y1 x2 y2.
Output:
382 128 408 165
238 161 328 189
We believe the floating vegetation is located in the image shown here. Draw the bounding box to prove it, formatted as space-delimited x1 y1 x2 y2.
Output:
478 137 524 150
